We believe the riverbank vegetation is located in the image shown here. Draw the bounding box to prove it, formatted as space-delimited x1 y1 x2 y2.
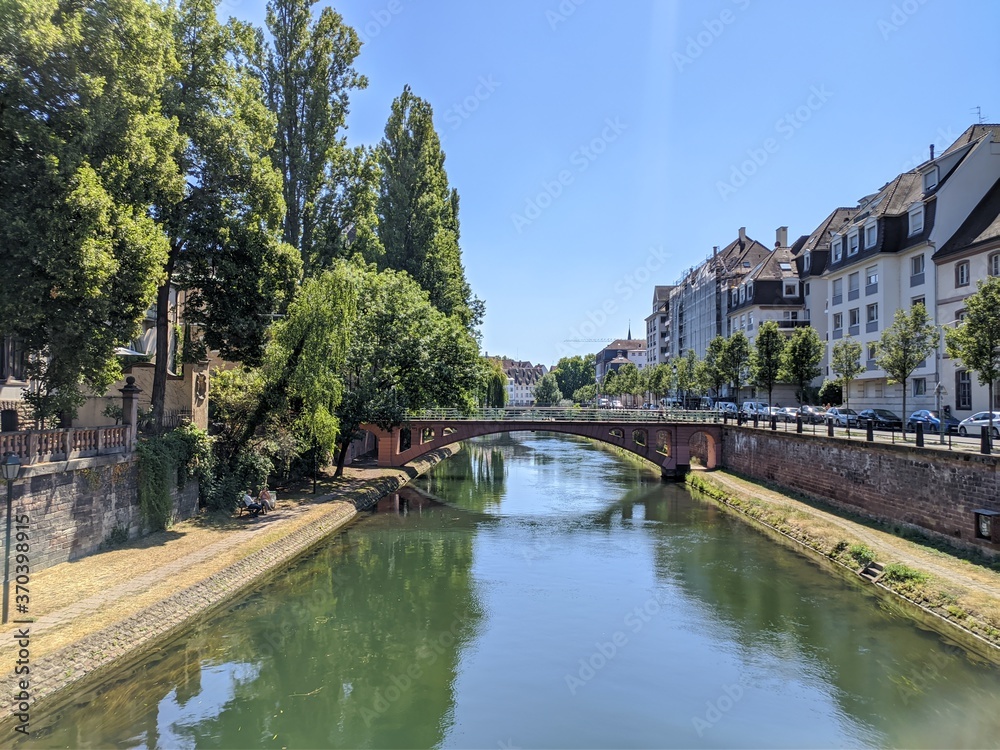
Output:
687 471 1000 653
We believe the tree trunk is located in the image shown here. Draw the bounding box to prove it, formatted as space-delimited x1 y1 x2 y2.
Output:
334 436 351 477
151 245 179 434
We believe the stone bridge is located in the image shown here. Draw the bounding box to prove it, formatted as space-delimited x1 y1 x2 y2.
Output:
360 408 723 478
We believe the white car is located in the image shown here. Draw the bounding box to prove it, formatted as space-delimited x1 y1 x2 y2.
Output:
957 411 1000 438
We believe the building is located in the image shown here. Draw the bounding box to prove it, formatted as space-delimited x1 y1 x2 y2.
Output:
645 285 674 366
502 359 548 406
595 338 646 382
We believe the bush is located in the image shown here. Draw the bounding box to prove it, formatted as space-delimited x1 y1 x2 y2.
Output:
882 563 929 584
818 379 842 407
848 543 876 567
136 424 214 531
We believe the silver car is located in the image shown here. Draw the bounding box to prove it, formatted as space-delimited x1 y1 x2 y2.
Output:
957 411 1000 438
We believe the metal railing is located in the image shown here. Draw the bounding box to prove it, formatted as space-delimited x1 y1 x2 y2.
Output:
403 408 724 424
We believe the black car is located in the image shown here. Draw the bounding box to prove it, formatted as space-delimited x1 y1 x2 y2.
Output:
798 405 827 424
857 408 903 430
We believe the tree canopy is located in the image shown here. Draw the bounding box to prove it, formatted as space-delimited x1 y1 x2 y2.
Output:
752 322 785 406
876 303 936 430
780 327 823 404
946 277 1000 440
533 373 562 407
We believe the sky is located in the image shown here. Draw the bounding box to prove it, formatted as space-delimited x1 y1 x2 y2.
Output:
224 0 1000 368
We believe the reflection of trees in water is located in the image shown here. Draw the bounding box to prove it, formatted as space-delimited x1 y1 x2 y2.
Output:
419 436 513 512
647 489 1000 741
27 516 483 749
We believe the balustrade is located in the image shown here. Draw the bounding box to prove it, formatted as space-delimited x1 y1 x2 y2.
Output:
0 424 131 465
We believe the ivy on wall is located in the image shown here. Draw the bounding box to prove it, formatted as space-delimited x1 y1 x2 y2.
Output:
136 423 213 531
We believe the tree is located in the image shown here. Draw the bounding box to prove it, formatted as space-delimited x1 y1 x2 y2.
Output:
817 379 842 407
781 327 824 404
831 337 864 434
752 321 786 407
615 363 641 408
255 0 367 271
876 304 937 436
533 373 562 407
481 358 508 408
378 85 482 331
946 277 1000 445
603 368 621 403
553 354 596 400
0 0 180 422
647 363 674 405
721 332 751 405
675 350 699 408
332 262 480 476
153 0 302 430
704 336 728 400
572 383 597 405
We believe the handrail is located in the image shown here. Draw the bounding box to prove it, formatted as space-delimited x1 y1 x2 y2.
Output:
0 425 132 465
401 408 724 424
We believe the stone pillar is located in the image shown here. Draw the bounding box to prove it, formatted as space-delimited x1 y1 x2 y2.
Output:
120 376 141 449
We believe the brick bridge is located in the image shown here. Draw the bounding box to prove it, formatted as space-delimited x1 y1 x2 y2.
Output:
360 408 723 477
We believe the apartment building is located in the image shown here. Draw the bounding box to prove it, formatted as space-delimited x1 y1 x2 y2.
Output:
644 286 674 366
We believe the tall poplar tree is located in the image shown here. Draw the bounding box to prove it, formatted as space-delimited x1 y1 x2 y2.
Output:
0 0 181 422
378 85 483 331
256 0 367 271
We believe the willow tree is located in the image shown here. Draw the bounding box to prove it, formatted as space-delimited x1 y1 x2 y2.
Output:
378 85 483 331
0 0 180 422
481 358 508 408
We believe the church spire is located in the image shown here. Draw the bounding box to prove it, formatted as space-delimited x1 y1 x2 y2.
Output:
627 320 632 340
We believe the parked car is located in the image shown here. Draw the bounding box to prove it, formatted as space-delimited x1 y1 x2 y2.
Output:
906 410 960 434
740 401 770 418
856 408 903 430
611 399 623 409
715 401 738 415
597 397 610 408
798 405 827 424
825 407 860 428
775 406 799 423
957 411 1000 437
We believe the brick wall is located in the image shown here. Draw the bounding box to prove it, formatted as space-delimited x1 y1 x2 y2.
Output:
0 454 198 571
721 427 1000 556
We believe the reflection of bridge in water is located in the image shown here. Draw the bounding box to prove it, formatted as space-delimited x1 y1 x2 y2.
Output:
361 408 723 478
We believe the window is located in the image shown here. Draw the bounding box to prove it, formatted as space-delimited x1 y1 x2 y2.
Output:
747 281 754 299
849 308 860 327
782 310 799 320
909 205 924 235
833 312 843 330
866 266 878 286
740 314 746 329
956 260 970 287
747 312 754 329
784 281 798 296
912 295 925 309
957 371 972 410
991 253 1000 277
867 343 877 361
848 232 859 256
805 282 810 295
731 290 738 308
832 278 843 304
867 303 879 323
865 222 877 248
804 251 812 272
911 254 925 276
956 309 967 323
739 285 746 303
923 167 939 192
848 272 860 295
913 378 926 397
832 238 843 262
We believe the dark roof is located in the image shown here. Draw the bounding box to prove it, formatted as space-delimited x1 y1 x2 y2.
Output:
941 125 1000 157
801 207 857 253
747 246 797 283
936 176 1000 258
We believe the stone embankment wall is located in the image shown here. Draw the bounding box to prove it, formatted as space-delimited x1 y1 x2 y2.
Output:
721 428 1000 556
2 455 198 571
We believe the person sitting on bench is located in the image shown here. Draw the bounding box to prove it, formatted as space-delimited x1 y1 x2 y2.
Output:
257 487 274 512
241 490 264 517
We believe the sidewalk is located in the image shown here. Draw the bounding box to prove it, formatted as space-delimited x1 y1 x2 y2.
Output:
0 446 458 717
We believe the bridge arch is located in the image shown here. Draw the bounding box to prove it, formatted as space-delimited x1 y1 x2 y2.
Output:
361 416 722 478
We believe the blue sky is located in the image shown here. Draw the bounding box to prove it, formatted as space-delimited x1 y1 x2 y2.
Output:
225 0 999 367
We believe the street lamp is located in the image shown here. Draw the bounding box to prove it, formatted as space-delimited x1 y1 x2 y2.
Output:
934 381 947 445
2 451 21 624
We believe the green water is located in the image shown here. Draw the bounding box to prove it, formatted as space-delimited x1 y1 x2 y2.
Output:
22 433 1000 748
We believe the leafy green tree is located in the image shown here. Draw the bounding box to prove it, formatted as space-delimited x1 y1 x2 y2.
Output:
615 363 642 408
553 354 596 400
533 373 562 407
332 262 480 476
480 358 508 408
255 0 367 271
817 379 842 407
831 337 864 433
572 383 597 405
675 350 699 408
602 368 621 402
780 327 824 404
153 0 302 430
876 304 936 435
312 145 385 268
752 321 786 407
646 363 674 405
704 336 728 400
946 277 1000 443
0 0 180 422
721 332 751 405
378 85 482 330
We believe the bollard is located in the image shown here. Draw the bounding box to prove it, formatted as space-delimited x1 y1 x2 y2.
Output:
770 415 777 431
753 414 759 428
982 425 991 455
866 419 874 442
796 416 803 434
915 422 924 447
827 418 834 437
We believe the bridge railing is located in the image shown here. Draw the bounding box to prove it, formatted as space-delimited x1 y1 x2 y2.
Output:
403 407 724 424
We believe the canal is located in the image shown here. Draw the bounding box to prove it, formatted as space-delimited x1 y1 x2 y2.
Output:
21 433 1000 748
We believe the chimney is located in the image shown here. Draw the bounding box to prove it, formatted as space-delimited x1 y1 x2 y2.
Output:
738 227 747 244
776 226 788 248
929 144 935 160
713 245 719 256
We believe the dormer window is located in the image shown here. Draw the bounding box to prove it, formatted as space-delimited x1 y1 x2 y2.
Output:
746 281 754 299
909 205 924 236
731 290 738 308
783 281 798 297
739 285 746 303
923 166 939 192
865 221 877 248
832 238 843 262
803 251 812 272
848 232 859 256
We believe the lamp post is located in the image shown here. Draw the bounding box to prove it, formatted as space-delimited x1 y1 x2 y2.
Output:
2 451 22 624
934 381 946 445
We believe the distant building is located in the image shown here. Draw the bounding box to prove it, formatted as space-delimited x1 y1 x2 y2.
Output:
645 285 674 366
595 336 646 382
502 359 548 406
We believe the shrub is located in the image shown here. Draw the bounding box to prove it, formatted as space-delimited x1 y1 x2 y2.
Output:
136 424 214 531
882 563 929 584
848 543 876 567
